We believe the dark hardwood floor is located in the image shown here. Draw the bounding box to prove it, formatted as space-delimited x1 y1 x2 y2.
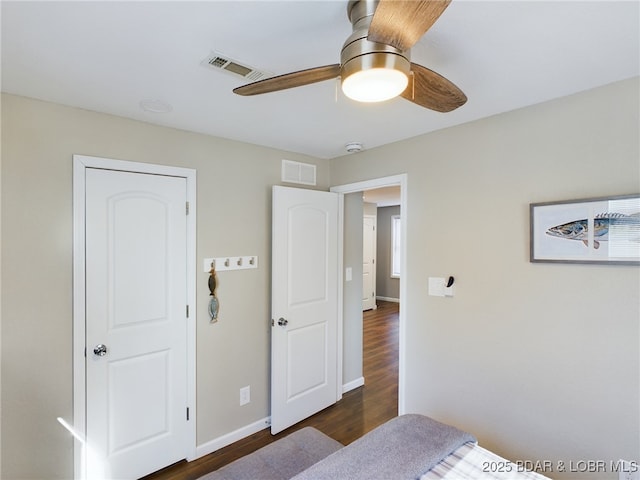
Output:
142 300 399 480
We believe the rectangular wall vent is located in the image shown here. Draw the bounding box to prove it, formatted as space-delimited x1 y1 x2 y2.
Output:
201 51 271 81
282 160 317 186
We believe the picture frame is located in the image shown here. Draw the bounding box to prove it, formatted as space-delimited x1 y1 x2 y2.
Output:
530 194 640 265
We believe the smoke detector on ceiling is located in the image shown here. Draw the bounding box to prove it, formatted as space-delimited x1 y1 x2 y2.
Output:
201 51 272 81
345 142 363 153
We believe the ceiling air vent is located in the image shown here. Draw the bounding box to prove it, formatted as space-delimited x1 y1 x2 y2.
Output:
282 160 316 186
201 51 271 81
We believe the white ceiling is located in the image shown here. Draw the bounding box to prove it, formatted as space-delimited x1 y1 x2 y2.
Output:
2 1 638 159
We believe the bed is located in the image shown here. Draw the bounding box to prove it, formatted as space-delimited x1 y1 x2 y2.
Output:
421 441 550 480
201 414 552 480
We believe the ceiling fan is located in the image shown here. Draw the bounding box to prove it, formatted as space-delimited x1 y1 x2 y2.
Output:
233 0 466 113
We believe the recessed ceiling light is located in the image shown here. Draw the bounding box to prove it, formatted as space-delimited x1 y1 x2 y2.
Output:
139 99 173 113
345 142 363 153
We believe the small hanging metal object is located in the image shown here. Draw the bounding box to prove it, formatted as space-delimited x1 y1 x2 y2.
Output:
208 261 219 322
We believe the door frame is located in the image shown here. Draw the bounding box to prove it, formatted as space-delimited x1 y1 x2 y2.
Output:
72 155 197 479
331 174 407 414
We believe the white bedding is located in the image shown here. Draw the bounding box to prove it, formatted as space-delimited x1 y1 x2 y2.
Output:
421 442 553 480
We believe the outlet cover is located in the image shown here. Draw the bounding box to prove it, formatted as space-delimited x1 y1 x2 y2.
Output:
619 460 640 480
240 386 250 406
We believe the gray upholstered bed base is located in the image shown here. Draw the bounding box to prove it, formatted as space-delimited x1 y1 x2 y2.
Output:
199 414 475 480
198 427 343 480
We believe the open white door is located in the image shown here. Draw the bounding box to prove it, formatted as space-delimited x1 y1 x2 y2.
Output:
271 186 339 434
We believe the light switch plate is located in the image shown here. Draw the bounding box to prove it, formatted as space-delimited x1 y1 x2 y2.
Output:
428 277 446 297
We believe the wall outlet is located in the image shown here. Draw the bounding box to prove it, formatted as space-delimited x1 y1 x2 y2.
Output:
239 386 250 406
619 460 640 480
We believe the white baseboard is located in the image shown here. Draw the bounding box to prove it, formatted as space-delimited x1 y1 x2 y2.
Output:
342 376 364 393
195 416 271 459
376 296 399 303
194 377 367 460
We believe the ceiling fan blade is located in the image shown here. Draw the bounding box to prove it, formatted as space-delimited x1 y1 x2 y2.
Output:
368 0 452 51
233 64 341 96
401 62 466 112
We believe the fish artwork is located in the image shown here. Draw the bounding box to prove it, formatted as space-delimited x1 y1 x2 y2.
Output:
546 212 640 249
208 265 219 321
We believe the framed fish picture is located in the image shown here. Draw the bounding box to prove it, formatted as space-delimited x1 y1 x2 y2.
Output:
530 194 640 265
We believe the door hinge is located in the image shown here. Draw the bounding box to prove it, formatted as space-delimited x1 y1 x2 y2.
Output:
372 259 375 264
186 407 190 421
186 305 190 318
186 201 190 215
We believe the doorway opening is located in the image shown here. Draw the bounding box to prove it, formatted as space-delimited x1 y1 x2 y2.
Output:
362 186 402 310
331 174 407 415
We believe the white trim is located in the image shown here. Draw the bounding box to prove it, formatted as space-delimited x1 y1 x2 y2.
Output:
72 155 197 479
72 157 87 479
342 376 365 394
336 193 345 402
376 296 400 303
331 175 406 194
195 417 271 459
330 174 408 415
390 214 401 278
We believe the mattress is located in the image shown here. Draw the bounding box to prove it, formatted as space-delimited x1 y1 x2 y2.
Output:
421 442 552 480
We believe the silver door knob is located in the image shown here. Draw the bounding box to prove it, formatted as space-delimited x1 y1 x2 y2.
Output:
93 344 108 356
277 317 288 327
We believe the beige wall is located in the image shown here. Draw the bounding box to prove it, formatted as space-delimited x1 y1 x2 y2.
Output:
330 77 640 479
0 94 331 479
376 205 401 300
2 77 639 479
342 193 364 387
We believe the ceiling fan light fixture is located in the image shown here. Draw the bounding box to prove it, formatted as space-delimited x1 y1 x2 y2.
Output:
341 52 410 103
233 0 467 113
342 68 408 103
